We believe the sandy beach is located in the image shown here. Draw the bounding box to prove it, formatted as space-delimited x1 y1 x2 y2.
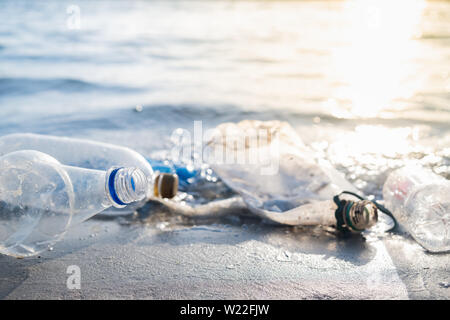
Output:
1 206 449 299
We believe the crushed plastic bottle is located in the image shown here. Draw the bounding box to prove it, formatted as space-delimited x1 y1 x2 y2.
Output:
0 133 179 212
383 166 450 252
163 120 379 232
203 120 380 230
0 150 148 257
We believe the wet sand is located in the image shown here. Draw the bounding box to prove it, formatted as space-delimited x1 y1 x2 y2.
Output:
1 205 448 300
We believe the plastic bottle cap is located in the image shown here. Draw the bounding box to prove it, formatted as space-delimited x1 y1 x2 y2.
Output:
154 172 178 199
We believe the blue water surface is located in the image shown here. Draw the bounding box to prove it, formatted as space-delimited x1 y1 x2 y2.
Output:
1 0 449 198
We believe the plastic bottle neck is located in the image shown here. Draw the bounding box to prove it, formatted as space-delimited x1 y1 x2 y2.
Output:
106 167 148 208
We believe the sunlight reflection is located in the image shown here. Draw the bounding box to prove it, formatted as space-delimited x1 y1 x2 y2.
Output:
324 124 429 193
330 125 421 160
331 0 426 118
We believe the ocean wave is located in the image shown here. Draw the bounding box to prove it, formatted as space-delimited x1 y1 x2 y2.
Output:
0 77 142 96
0 54 91 63
5 102 448 137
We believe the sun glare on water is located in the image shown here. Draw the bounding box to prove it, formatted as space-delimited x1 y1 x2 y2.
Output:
330 0 426 118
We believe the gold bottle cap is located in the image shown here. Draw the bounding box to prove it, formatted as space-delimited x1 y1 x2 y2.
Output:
153 172 178 199
343 200 378 232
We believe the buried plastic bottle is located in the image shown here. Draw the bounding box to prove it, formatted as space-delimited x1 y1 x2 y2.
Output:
0 150 148 257
383 166 450 252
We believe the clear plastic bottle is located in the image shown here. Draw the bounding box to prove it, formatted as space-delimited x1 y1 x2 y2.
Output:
0 133 178 209
200 120 379 231
383 166 450 252
0 133 153 179
0 150 148 257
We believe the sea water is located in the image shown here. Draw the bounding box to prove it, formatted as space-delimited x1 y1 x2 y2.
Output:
0 0 449 206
